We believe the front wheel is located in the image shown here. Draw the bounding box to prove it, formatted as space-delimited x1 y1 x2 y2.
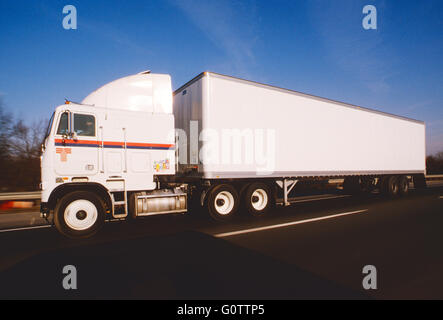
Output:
54 191 106 238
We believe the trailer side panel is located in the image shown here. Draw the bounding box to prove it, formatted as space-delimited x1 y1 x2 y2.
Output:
173 72 426 179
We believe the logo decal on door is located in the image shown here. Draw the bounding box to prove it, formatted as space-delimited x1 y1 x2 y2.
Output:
56 148 72 162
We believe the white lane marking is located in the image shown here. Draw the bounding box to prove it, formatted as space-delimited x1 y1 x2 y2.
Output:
214 209 368 238
0 225 52 233
289 194 350 203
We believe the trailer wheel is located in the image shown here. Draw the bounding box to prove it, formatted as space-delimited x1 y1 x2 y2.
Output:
207 184 239 221
244 183 272 217
397 175 409 196
54 191 105 238
385 176 399 197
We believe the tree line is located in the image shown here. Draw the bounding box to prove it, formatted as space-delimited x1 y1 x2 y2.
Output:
426 152 443 175
0 98 443 192
0 98 46 192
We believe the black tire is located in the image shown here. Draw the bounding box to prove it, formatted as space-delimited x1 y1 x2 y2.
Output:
54 191 106 238
385 176 399 197
397 175 409 196
244 183 272 217
207 184 239 221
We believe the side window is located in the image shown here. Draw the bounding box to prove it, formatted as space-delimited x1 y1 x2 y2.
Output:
74 114 95 137
56 112 69 135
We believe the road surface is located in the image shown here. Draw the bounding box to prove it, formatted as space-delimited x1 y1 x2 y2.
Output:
0 184 442 299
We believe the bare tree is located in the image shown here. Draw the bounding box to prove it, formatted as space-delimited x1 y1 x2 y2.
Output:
0 97 13 158
9 119 46 160
426 151 443 175
0 98 47 191
0 98 13 191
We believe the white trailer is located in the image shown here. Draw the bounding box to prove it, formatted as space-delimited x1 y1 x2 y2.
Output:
174 72 425 176
40 71 426 238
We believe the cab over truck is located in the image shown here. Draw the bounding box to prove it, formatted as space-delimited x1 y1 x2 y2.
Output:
40 71 426 238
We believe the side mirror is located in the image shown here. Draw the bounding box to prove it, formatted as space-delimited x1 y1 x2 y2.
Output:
64 131 78 141
70 131 79 141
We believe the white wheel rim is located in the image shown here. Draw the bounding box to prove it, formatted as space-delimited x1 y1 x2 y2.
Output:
251 189 268 211
64 199 98 231
214 191 235 215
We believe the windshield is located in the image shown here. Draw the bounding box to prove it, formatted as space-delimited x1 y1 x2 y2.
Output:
44 112 55 140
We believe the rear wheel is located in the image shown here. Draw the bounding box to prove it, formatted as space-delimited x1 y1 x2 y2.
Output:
381 176 399 197
54 191 105 238
244 183 272 217
397 175 409 196
207 184 239 221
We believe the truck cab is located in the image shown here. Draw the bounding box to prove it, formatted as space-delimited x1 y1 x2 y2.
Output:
40 72 187 238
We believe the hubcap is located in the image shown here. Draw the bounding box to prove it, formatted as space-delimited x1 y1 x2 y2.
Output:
64 199 98 231
76 210 87 220
214 191 235 215
251 189 268 211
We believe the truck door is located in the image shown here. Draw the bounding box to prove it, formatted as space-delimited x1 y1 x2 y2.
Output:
54 111 99 176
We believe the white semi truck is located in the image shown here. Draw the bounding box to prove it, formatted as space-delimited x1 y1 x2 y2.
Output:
40 71 426 238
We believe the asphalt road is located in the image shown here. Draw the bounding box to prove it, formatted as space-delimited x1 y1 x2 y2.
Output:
0 184 442 299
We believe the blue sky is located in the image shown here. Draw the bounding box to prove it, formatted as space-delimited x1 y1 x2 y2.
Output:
0 0 442 154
